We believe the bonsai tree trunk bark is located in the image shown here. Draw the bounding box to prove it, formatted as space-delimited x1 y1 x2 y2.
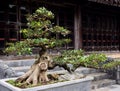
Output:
16 48 55 86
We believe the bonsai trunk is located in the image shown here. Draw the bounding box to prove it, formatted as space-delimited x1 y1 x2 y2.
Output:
16 48 75 86
16 48 55 86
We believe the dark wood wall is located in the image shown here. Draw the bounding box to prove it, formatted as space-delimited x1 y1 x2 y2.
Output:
0 0 75 49
82 2 120 51
0 0 120 52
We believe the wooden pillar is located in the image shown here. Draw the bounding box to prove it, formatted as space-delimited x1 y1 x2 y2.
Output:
74 5 82 49
16 0 20 41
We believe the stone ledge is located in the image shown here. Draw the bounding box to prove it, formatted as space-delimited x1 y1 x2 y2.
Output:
0 76 93 91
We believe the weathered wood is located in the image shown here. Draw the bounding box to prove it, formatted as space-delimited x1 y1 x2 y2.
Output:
74 5 82 49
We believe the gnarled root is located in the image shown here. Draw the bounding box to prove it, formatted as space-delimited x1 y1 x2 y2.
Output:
16 61 49 86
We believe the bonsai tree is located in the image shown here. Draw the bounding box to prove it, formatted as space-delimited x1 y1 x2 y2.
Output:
5 7 71 86
5 7 120 87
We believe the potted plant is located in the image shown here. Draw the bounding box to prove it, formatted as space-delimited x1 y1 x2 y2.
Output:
1 7 120 91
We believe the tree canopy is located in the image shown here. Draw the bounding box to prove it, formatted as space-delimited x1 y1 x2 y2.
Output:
5 7 71 55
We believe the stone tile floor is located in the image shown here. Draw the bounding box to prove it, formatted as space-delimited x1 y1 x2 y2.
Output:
92 85 120 91
109 85 120 91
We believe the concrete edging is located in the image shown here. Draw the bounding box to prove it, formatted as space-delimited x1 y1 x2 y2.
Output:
0 76 93 91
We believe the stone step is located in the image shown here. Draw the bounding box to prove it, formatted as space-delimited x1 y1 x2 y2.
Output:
91 87 109 91
87 72 109 81
91 84 120 91
3 59 35 67
11 66 31 73
91 79 116 89
75 67 99 74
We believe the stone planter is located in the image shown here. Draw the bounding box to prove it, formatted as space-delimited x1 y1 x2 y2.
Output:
0 76 93 91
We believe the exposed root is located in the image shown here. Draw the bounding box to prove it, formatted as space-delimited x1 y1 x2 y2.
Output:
25 64 39 85
16 57 50 86
39 71 49 83
16 64 36 83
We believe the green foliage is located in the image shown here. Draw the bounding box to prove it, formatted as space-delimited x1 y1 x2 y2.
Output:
53 49 84 68
53 49 120 72
7 79 32 88
52 50 83 72
102 60 120 69
51 26 71 36
5 41 32 55
5 7 71 55
53 49 120 71
7 80 16 86
84 53 107 68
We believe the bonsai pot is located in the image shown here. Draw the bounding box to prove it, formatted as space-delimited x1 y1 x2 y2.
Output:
0 76 93 91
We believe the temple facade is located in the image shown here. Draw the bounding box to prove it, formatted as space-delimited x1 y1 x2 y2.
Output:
0 0 120 51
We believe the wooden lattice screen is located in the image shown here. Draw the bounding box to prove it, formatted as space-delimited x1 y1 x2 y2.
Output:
82 6 120 51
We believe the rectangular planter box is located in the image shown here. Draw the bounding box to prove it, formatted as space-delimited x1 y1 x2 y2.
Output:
0 76 93 91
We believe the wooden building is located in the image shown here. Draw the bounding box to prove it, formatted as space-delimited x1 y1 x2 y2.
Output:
0 0 120 52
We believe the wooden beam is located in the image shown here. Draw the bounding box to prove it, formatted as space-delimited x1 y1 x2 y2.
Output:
74 5 82 49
